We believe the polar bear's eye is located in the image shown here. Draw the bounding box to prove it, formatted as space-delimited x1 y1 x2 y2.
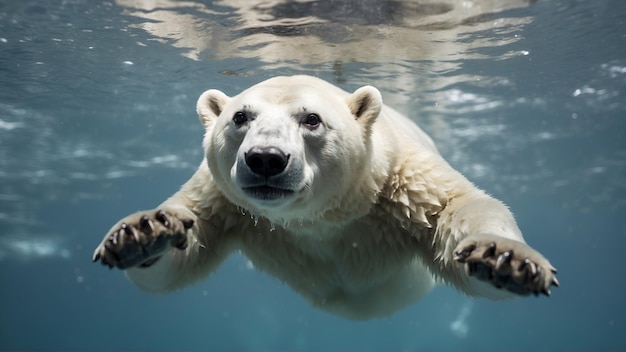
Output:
232 111 249 126
302 113 321 129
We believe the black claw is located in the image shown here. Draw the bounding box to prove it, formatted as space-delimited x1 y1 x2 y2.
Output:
122 223 141 243
482 242 497 258
92 251 101 262
139 215 153 234
551 277 560 287
108 231 118 244
518 258 530 271
453 244 475 262
140 215 149 225
495 250 513 270
122 223 131 234
182 219 194 229
542 287 551 296
155 210 170 227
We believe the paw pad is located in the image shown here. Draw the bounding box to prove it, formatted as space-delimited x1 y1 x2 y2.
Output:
93 209 194 270
453 234 559 297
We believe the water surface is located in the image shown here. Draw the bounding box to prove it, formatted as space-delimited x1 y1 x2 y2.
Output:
1 0 625 350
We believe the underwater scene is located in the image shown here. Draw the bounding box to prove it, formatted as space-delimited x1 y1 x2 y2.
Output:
1 0 625 351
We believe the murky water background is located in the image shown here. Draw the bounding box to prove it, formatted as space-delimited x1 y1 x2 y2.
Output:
1 0 625 350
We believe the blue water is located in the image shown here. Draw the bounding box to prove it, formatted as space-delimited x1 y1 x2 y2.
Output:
1 0 625 350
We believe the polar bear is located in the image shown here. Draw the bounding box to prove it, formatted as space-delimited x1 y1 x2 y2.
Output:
93 75 558 320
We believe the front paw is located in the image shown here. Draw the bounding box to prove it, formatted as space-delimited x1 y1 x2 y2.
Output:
453 234 559 297
92 209 194 270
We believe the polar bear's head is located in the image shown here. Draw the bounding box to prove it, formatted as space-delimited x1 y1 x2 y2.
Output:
196 75 385 224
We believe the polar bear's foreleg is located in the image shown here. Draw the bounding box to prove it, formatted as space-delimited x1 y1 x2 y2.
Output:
431 194 559 299
92 198 231 293
387 150 559 299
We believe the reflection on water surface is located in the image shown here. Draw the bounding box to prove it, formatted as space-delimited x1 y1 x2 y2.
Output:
1 0 625 350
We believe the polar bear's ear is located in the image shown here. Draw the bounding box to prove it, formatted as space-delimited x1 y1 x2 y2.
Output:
347 86 383 129
196 89 231 129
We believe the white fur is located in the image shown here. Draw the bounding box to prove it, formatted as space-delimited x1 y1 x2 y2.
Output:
126 75 528 319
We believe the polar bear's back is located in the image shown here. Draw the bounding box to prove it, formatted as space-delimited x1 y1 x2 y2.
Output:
379 105 439 154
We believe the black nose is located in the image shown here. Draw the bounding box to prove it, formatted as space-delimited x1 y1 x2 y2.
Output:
245 146 289 178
